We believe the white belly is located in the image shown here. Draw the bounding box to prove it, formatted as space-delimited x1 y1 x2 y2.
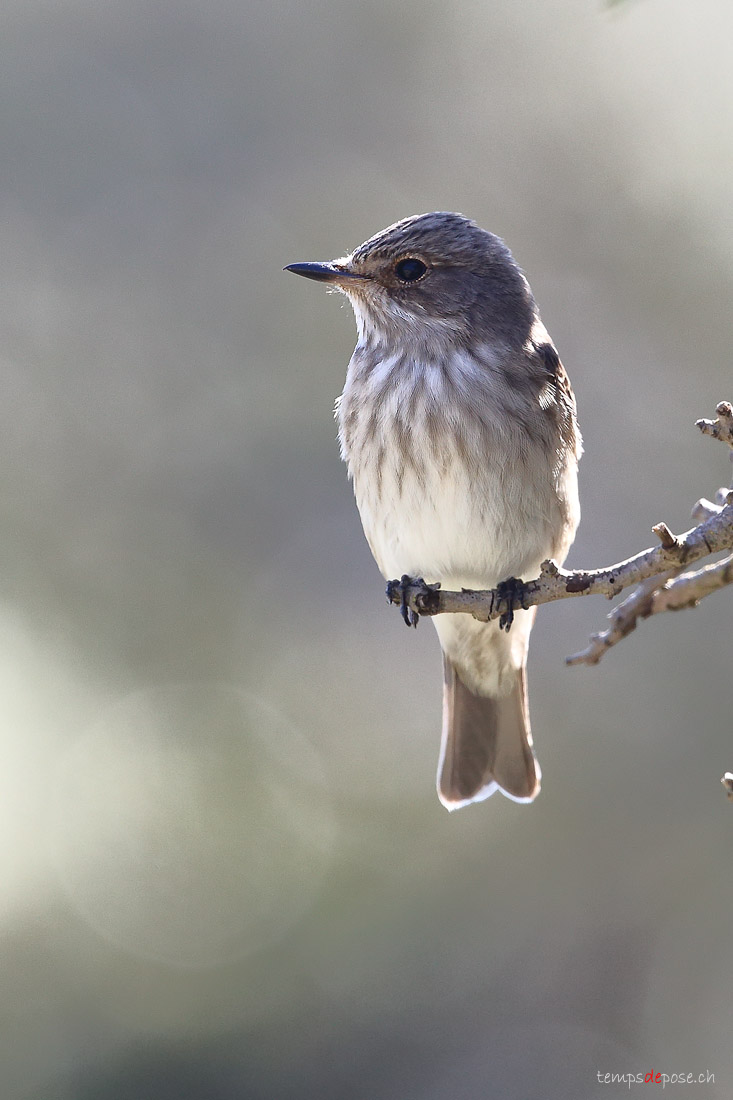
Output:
337 349 578 590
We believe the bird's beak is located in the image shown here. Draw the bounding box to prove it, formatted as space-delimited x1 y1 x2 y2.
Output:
284 261 366 285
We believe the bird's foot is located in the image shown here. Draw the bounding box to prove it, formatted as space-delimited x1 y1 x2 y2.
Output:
492 577 530 632
386 575 441 628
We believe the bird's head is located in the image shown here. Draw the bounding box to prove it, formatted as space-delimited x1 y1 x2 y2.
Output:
286 211 536 354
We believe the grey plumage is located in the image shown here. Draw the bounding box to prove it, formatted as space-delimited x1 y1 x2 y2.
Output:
286 212 581 810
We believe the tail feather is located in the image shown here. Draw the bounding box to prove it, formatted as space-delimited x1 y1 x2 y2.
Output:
438 655 540 811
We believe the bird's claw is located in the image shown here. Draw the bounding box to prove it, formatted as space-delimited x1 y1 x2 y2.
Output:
386 575 441 628
386 574 420 627
491 577 529 632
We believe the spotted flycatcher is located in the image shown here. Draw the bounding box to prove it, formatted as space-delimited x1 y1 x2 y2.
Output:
286 212 581 810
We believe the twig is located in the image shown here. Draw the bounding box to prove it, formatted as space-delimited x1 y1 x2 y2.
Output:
390 403 733 666
566 570 681 666
566 554 733 665
650 552 733 612
696 401 733 447
395 502 733 624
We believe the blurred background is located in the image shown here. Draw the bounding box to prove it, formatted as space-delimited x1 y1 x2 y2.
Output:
1 0 731 1096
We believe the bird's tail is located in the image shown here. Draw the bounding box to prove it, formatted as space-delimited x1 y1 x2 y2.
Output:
438 652 540 811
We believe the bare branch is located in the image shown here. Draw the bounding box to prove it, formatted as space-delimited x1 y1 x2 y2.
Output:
566 554 733 666
396 502 733 624
651 552 733 612
566 570 681 666
389 403 733 666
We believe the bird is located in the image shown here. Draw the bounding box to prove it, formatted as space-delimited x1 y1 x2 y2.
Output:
285 212 581 810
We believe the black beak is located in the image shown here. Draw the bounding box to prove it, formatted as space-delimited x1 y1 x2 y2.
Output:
284 261 365 284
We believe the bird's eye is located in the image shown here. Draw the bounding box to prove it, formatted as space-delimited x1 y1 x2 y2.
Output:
394 257 427 282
